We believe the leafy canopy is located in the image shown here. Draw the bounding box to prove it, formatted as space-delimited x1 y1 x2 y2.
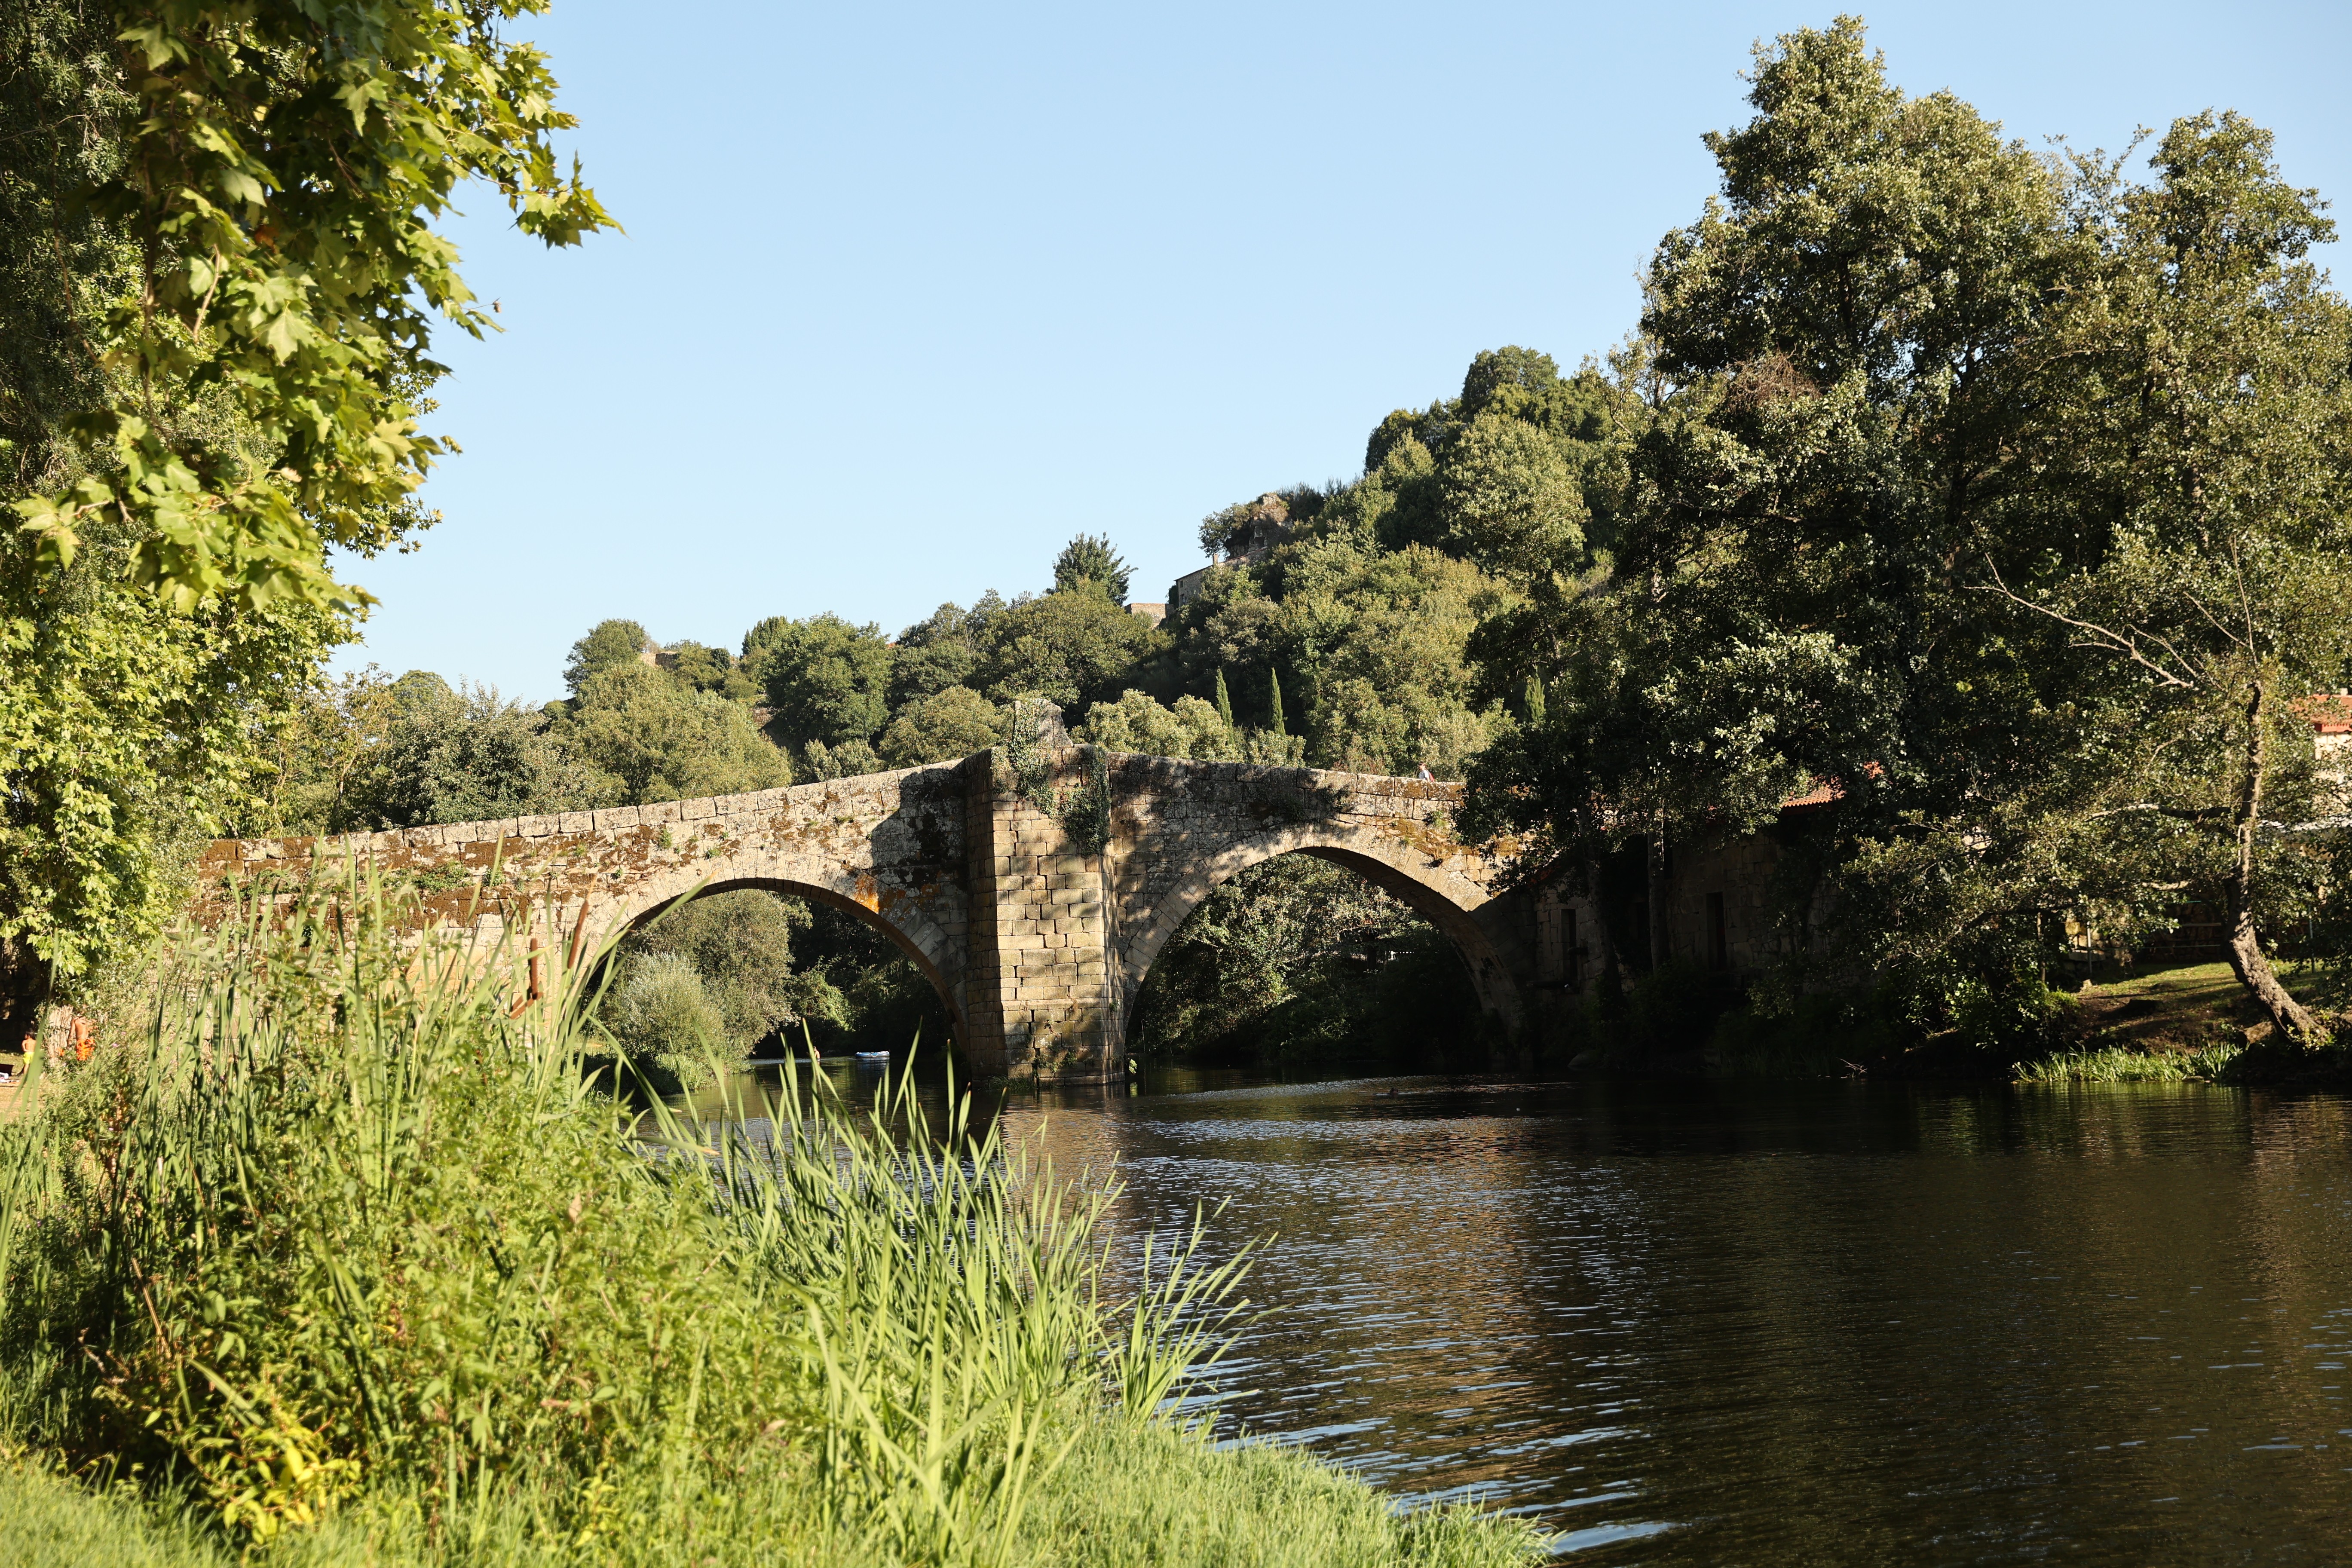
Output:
1464 16 2352 1038
975 589 1167 710
558 661 791 805
564 618 652 695
879 685 1002 768
744 613 894 752
12 0 614 612
1 0 604 980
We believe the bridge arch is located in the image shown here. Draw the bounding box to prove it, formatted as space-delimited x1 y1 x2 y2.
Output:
1115 820 1523 1029
606 850 968 1049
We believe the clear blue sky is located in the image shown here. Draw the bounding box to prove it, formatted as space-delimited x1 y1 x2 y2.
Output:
339 1 2352 702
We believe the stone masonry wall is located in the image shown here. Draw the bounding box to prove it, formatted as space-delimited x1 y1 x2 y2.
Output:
197 763 975 1029
1525 829 1803 996
196 748 1551 1083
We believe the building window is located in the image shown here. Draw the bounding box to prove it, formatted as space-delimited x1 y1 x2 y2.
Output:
1706 891 1728 971
1566 906 1582 990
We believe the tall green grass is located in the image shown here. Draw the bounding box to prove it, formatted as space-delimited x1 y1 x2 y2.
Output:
0 871 1541 1566
2009 1042 2244 1083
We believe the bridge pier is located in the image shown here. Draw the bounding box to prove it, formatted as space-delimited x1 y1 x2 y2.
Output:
962 750 1124 1082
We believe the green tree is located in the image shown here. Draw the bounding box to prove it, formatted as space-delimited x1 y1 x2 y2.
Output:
1052 534 1133 601
1077 690 1237 760
1438 411 1586 585
1285 543 1505 778
244 668 407 833
744 613 894 752
0 10 324 976
559 662 790 805
1333 352 1623 566
345 671 606 828
598 952 731 1086
1129 854 1476 1062
9 0 611 611
1169 567 1285 717
1150 451 1519 781
1198 501 1258 560
799 738 885 781
600 890 817 1084
1469 19 2095 1011
1983 112 2352 1040
973 590 1167 709
664 640 757 702
878 686 1001 767
0 581 339 977
0 0 602 979
564 619 652 695
888 603 981 709
1463 20 2352 1044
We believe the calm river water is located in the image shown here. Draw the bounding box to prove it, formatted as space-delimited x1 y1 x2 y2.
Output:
693 1063 2352 1564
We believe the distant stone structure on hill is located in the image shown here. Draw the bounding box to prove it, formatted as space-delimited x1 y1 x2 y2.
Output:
1171 492 1294 609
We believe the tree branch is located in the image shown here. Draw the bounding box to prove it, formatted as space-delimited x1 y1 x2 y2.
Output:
1973 559 2200 689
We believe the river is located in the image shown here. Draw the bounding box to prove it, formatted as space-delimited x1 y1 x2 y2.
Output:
686 1063 2352 1563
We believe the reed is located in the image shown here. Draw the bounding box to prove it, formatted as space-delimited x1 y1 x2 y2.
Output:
0 867 1543 1566
2010 1042 2243 1083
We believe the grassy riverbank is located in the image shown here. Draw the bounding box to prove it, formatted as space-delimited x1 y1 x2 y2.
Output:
0 882 1541 1567
1567 957 2350 1084
2009 961 2350 1084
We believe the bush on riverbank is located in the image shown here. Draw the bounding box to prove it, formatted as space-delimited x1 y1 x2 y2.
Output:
0 877 1542 1567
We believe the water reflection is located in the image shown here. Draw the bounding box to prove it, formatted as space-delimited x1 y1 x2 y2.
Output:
682 1063 2352 1565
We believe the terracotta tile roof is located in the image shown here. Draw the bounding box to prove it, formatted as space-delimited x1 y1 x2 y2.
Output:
2297 694 2352 735
1782 761 1882 810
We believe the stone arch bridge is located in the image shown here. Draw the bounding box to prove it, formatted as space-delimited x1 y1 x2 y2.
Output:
200 748 1576 1081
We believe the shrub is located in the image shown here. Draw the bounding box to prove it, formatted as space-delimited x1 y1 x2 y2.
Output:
600 949 735 1085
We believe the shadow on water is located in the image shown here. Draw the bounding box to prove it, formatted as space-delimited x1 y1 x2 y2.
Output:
679 1057 2352 1565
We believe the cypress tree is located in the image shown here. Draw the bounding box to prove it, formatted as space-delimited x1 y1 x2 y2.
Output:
1214 669 1234 729
1523 675 1545 726
1268 670 1287 735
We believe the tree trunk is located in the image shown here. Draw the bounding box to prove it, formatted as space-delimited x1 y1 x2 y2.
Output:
1646 821 1672 972
2222 680 2324 1044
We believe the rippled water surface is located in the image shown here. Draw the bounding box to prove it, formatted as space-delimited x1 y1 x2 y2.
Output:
707 1064 2352 1563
